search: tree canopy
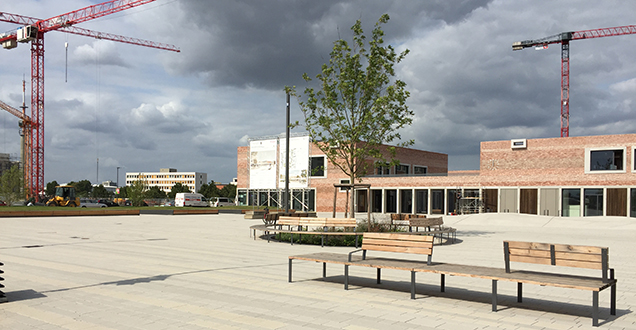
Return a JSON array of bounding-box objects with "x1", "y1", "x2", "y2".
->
[
  {"x1": 198, "y1": 181, "x2": 221, "y2": 199},
  {"x1": 144, "y1": 186, "x2": 167, "y2": 199},
  {"x1": 168, "y1": 183, "x2": 191, "y2": 199},
  {"x1": 0, "y1": 164, "x2": 23, "y2": 205},
  {"x1": 289, "y1": 14, "x2": 413, "y2": 216}
]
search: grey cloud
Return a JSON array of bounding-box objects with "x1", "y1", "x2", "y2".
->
[{"x1": 169, "y1": 0, "x2": 492, "y2": 89}]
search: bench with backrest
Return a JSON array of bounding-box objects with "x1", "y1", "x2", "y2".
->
[
  {"x1": 408, "y1": 217, "x2": 457, "y2": 244},
  {"x1": 289, "y1": 232, "x2": 434, "y2": 299},
  {"x1": 252, "y1": 216, "x2": 360, "y2": 246},
  {"x1": 289, "y1": 238, "x2": 617, "y2": 327},
  {"x1": 501, "y1": 240, "x2": 616, "y2": 326}
]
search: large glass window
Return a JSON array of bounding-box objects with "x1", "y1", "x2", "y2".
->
[
  {"x1": 631, "y1": 188, "x2": 636, "y2": 218},
  {"x1": 310, "y1": 156, "x2": 325, "y2": 177},
  {"x1": 590, "y1": 149, "x2": 623, "y2": 171},
  {"x1": 385, "y1": 189, "x2": 397, "y2": 213},
  {"x1": 562, "y1": 189, "x2": 580, "y2": 217},
  {"x1": 400, "y1": 189, "x2": 412, "y2": 214},
  {"x1": 371, "y1": 190, "x2": 382, "y2": 212},
  {"x1": 431, "y1": 189, "x2": 444, "y2": 214},
  {"x1": 584, "y1": 188, "x2": 604, "y2": 216},
  {"x1": 415, "y1": 189, "x2": 428, "y2": 214}
]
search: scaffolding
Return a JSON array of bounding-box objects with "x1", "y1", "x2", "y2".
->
[{"x1": 457, "y1": 188, "x2": 484, "y2": 214}]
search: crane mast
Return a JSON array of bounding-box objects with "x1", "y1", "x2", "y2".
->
[{"x1": 513, "y1": 25, "x2": 636, "y2": 137}]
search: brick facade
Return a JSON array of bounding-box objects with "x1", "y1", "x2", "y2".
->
[{"x1": 237, "y1": 134, "x2": 636, "y2": 217}]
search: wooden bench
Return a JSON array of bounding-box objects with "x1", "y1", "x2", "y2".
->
[
  {"x1": 501, "y1": 240, "x2": 616, "y2": 326},
  {"x1": 289, "y1": 238, "x2": 617, "y2": 326},
  {"x1": 251, "y1": 216, "x2": 361, "y2": 247},
  {"x1": 408, "y1": 217, "x2": 457, "y2": 244},
  {"x1": 289, "y1": 233, "x2": 434, "y2": 298}
]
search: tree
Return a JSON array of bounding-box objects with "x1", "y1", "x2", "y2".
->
[
  {"x1": 92, "y1": 184, "x2": 112, "y2": 198},
  {"x1": 198, "y1": 180, "x2": 221, "y2": 199},
  {"x1": 168, "y1": 183, "x2": 191, "y2": 199},
  {"x1": 45, "y1": 180, "x2": 58, "y2": 196},
  {"x1": 0, "y1": 164, "x2": 23, "y2": 205},
  {"x1": 128, "y1": 179, "x2": 147, "y2": 207},
  {"x1": 144, "y1": 186, "x2": 167, "y2": 199},
  {"x1": 220, "y1": 184, "x2": 236, "y2": 199},
  {"x1": 68, "y1": 179, "x2": 93, "y2": 197},
  {"x1": 117, "y1": 185, "x2": 129, "y2": 199},
  {"x1": 289, "y1": 14, "x2": 413, "y2": 218}
]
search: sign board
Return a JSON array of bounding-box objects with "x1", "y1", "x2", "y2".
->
[
  {"x1": 249, "y1": 139, "x2": 277, "y2": 189},
  {"x1": 279, "y1": 136, "x2": 309, "y2": 188}
]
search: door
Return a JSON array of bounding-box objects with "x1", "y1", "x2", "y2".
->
[
  {"x1": 539, "y1": 188, "x2": 558, "y2": 216},
  {"x1": 500, "y1": 189, "x2": 517, "y2": 213}
]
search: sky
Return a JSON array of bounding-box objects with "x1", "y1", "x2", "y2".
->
[{"x1": 1, "y1": 0, "x2": 636, "y2": 186}]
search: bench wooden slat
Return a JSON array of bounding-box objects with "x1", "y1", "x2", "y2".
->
[
  {"x1": 364, "y1": 232, "x2": 434, "y2": 241},
  {"x1": 363, "y1": 238, "x2": 433, "y2": 249},
  {"x1": 509, "y1": 248, "x2": 603, "y2": 263},
  {"x1": 363, "y1": 245, "x2": 433, "y2": 255},
  {"x1": 507, "y1": 241, "x2": 604, "y2": 254}
]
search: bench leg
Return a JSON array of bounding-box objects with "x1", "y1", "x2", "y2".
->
[
  {"x1": 288, "y1": 259, "x2": 292, "y2": 282},
  {"x1": 441, "y1": 274, "x2": 445, "y2": 292},
  {"x1": 344, "y1": 265, "x2": 349, "y2": 290},
  {"x1": 411, "y1": 271, "x2": 416, "y2": 299},
  {"x1": 611, "y1": 283, "x2": 616, "y2": 316},
  {"x1": 593, "y1": 291, "x2": 599, "y2": 326},
  {"x1": 323, "y1": 262, "x2": 326, "y2": 278},
  {"x1": 377, "y1": 268, "x2": 381, "y2": 284},
  {"x1": 492, "y1": 280, "x2": 498, "y2": 312},
  {"x1": 610, "y1": 269, "x2": 616, "y2": 316},
  {"x1": 517, "y1": 282, "x2": 523, "y2": 303}
]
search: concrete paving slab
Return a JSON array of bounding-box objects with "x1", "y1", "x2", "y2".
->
[{"x1": 0, "y1": 213, "x2": 634, "y2": 329}]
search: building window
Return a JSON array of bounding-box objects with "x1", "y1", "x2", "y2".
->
[
  {"x1": 562, "y1": 188, "x2": 580, "y2": 217},
  {"x1": 395, "y1": 164, "x2": 409, "y2": 175},
  {"x1": 584, "y1": 188, "x2": 604, "y2": 216},
  {"x1": 339, "y1": 179, "x2": 350, "y2": 192},
  {"x1": 310, "y1": 156, "x2": 326, "y2": 177},
  {"x1": 413, "y1": 166, "x2": 427, "y2": 175},
  {"x1": 586, "y1": 148, "x2": 625, "y2": 173},
  {"x1": 375, "y1": 163, "x2": 390, "y2": 176}
]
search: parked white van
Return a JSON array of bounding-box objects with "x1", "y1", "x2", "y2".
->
[
  {"x1": 175, "y1": 193, "x2": 209, "y2": 207},
  {"x1": 212, "y1": 197, "x2": 234, "y2": 207}
]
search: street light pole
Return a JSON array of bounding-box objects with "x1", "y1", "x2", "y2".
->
[{"x1": 116, "y1": 166, "x2": 121, "y2": 187}]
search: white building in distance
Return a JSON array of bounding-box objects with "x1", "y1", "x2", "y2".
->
[{"x1": 126, "y1": 168, "x2": 207, "y2": 194}]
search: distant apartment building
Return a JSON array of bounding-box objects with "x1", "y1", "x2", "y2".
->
[{"x1": 126, "y1": 168, "x2": 207, "y2": 194}]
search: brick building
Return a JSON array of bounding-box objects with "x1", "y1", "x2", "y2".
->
[{"x1": 236, "y1": 133, "x2": 636, "y2": 217}]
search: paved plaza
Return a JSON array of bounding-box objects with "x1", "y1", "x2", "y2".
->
[{"x1": 0, "y1": 212, "x2": 635, "y2": 329}]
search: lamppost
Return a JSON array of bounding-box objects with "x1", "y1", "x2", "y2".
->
[{"x1": 116, "y1": 166, "x2": 121, "y2": 187}]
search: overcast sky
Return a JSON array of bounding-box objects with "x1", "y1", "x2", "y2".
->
[{"x1": 1, "y1": 0, "x2": 636, "y2": 186}]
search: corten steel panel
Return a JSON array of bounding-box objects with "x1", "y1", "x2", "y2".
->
[
  {"x1": 607, "y1": 188, "x2": 627, "y2": 217},
  {"x1": 520, "y1": 189, "x2": 538, "y2": 215},
  {"x1": 484, "y1": 189, "x2": 498, "y2": 213}
]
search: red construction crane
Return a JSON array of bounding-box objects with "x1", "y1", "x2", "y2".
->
[
  {"x1": 512, "y1": 25, "x2": 636, "y2": 137},
  {"x1": 0, "y1": 0, "x2": 179, "y2": 200}
]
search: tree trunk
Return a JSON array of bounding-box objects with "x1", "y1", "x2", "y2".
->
[{"x1": 349, "y1": 174, "x2": 355, "y2": 218}]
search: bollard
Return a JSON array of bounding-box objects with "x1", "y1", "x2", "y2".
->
[{"x1": 0, "y1": 261, "x2": 5, "y2": 303}]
